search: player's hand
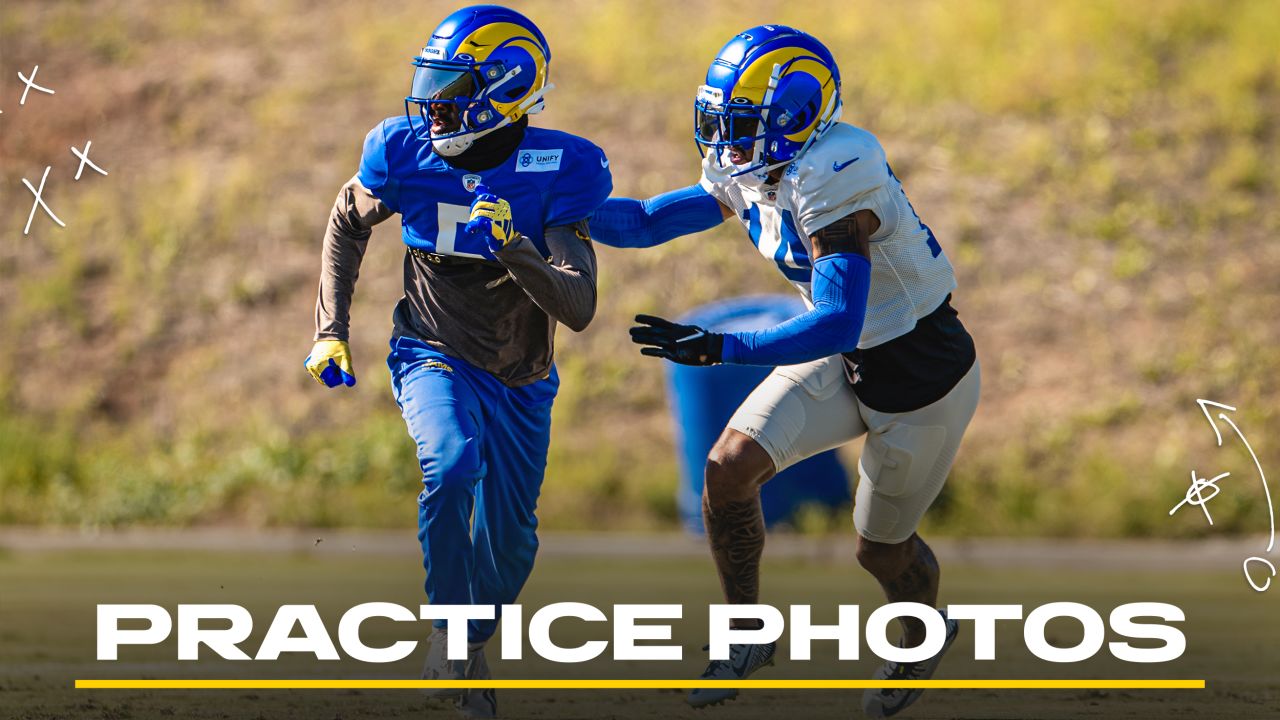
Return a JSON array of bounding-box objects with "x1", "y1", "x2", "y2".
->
[
  {"x1": 305, "y1": 340, "x2": 357, "y2": 388},
  {"x1": 629, "y1": 314, "x2": 723, "y2": 366},
  {"x1": 464, "y1": 184, "x2": 515, "y2": 253}
]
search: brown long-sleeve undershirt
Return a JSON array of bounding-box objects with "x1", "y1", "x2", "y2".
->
[{"x1": 312, "y1": 176, "x2": 598, "y2": 386}]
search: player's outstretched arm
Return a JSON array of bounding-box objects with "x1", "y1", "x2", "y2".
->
[
  {"x1": 589, "y1": 185, "x2": 730, "y2": 249},
  {"x1": 630, "y1": 210, "x2": 878, "y2": 367},
  {"x1": 306, "y1": 176, "x2": 394, "y2": 388}
]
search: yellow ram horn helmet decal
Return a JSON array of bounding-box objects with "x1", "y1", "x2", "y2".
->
[
  {"x1": 733, "y1": 47, "x2": 837, "y2": 142},
  {"x1": 695, "y1": 25, "x2": 843, "y2": 175},
  {"x1": 456, "y1": 21, "x2": 551, "y2": 123}
]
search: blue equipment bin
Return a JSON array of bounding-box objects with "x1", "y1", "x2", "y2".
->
[{"x1": 664, "y1": 295, "x2": 852, "y2": 533}]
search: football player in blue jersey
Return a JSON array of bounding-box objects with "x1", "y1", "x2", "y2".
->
[
  {"x1": 305, "y1": 5, "x2": 610, "y2": 716},
  {"x1": 592, "y1": 26, "x2": 979, "y2": 718}
]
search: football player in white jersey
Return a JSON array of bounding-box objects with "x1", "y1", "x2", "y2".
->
[{"x1": 590, "y1": 25, "x2": 979, "y2": 718}]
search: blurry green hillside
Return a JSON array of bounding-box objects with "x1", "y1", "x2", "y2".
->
[{"x1": 1, "y1": 0, "x2": 1277, "y2": 536}]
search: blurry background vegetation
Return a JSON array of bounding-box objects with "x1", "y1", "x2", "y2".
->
[{"x1": 0, "y1": 0, "x2": 1277, "y2": 537}]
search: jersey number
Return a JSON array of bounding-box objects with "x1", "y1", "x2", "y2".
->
[
  {"x1": 432, "y1": 202, "x2": 484, "y2": 258},
  {"x1": 886, "y1": 164, "x2": 942, "y2": 258},
  {"x1": 747, "y1": 204, "x2": 812, "y2": 283}
]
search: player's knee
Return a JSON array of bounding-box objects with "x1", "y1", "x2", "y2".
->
[
  {"x1": 422, "y1": 442, "x2": 482, "y2": 495},
  {"x1": 704, "y1": 431, "x2": 774, "y2": 500},
  {"x1": 855, "y1": 535, "x2": 912, "y2": 578}
]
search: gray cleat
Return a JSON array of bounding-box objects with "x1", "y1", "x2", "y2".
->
[
  {"x1": 455, "y1": 643, "x2": 496, "y2": 718},
  {"x1": 421, "y1": 628, "x2": 465, "y2": 700},
  {"x1": 687, "y1": 641, "x2": 776, "y2": 708}
]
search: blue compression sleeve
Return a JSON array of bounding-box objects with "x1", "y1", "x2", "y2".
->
[
  {"x1": 721, "y1": 253, "x2": 872, "y2": 366},
  {"x1": 589, "y1": 185, "x2": 724, "y2": 248}
]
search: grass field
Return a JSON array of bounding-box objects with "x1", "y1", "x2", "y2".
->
[
  {"x1": 1, "y1": 0, "x2": 1278, "y2": 535},
  {"x1": 2, "y1": 543, "x2": 1276, "y2": 719}
]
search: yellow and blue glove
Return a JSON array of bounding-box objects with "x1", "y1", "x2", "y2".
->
[
  {"x1": 464, "y1": 184, "x2": 515, "y2": 254},
  {"x1": 304, "y1": 339, "x2": 356, "y2": 388}
]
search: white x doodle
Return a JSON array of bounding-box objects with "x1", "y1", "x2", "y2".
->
[
  {"x1": 71, "y1": 141, "x2": 108, "y2": 180},
  {"x1": 18, "y1": 65, "x2": 55, "y2": 105},
  {"x1": 22, "y1": 166, "x2": 67, "y2": 236}
]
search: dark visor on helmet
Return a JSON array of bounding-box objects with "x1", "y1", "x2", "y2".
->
[{"x1": 409, "y1": 64, "x2": 477, "y2": 104}]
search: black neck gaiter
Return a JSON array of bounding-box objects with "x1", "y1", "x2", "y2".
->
[{"x1": 438, "y1": 116, "x2": 530, "y2": 172}]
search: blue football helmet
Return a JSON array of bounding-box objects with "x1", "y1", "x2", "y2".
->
[
  {"x1": 405, "y1": 5, "x2": 552, "y2": 155},
  {"x1": 694, "y1": 25, "x2": 842, "y2": 177}
]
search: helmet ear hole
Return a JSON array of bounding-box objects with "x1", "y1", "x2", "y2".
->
[
  {"x1": 780, "y1": 101, "x2": 815, "y2": 131},
  {"x1": 501, "y1": 85, "x2": 530, "y2": 102}
]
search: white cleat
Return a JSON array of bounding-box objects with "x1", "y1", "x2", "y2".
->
[
  {"x1": 421, "y1": 628, "x2": 465, "y2": 700},
  {"x1": 455, "y1": 643, "x2": 496, "y2": 718},
  {"x1": 862, "y1": 610, "x2": 960, "y2": 718},
  {"x1": 687, "y1": 642, "x2": 776, "y2": 708}
]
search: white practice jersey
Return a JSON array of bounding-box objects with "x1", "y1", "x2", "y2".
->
[{"x1": 699, "y1": 123, "x2": 957, "y2": 349}]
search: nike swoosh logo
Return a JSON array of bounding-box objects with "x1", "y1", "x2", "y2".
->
[
  {"x1": 600, "y1": 156, "x2": 610, "y2": 168},
  {"x1": 832, "y1": 157, "x2": 860, "y2": 172}
]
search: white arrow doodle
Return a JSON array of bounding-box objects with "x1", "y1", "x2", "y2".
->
[
  {"x1": 1196, "y1": 399, "x2": 1234, "y2": 447},
  {"x1": 1195, "y1": 399, "x2": 1275, "y2": 592}
]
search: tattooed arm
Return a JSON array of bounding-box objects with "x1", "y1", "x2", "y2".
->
[
  {"x1": 716, "y1": 209, "x2": 877, "y2": 366},
  {"x1": 810, "y1": 208, "x2": 877, "y2": 259}
]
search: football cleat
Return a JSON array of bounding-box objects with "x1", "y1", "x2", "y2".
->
[
  {"x1": 861, "y1": 610, "x2": 959, "y2": 718},
  {"x1": 687, "y1": 641, "x2": 776, "y2": 708},
  {"x1": 455, "y1": 643, "x2": 496, "y2": 718},
  {"x1": 421, "y1": 628, "x2": 465, "y2": 699}
]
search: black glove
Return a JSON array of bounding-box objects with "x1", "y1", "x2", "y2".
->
[{"x1": 629, "y1": 314, "x2": 724, "y2": 366}]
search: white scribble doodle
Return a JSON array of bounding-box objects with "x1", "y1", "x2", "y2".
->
[
  {"x1": 1184, "y1": 399, "x2": 1276, "y2": 592},
  {"x1": 18, "y1": 65, "x2": 55, "y2": 105},
  {"x1": 71, "y1": 141, "x2": 108, "y2": 180},
  {"x1": 1243, "y1": 556, "x2": 1276, "y2": 593},
  {"x1": 11, "y1": 64, "x2": 109, "y2": 236},
  {"x1": 22, "y1": 166, "x2": 66, "y2": 235},
  {"x1": 1169, "y1": 470, "x2": 1229, "y2": 525}
]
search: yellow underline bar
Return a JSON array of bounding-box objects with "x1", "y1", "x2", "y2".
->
[{"x1": 76, "y1": 679, "x2": 1206, "y2": 690}]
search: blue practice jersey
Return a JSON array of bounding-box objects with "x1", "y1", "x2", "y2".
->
[{"x1": 357, "y1": 115, "x2": 613, "y2": 259}]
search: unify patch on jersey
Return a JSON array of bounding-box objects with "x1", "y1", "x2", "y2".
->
[
  {"x1": 462, "y1": 174, "x2": 482, "y2": 192},
  {"x1": 515, "y1": 149, "x2": 563, "y2": 172}
]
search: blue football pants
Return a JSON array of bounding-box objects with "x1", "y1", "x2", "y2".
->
[{"x1": 388, "y1": 335, "x2": 558, "y2": 644}]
